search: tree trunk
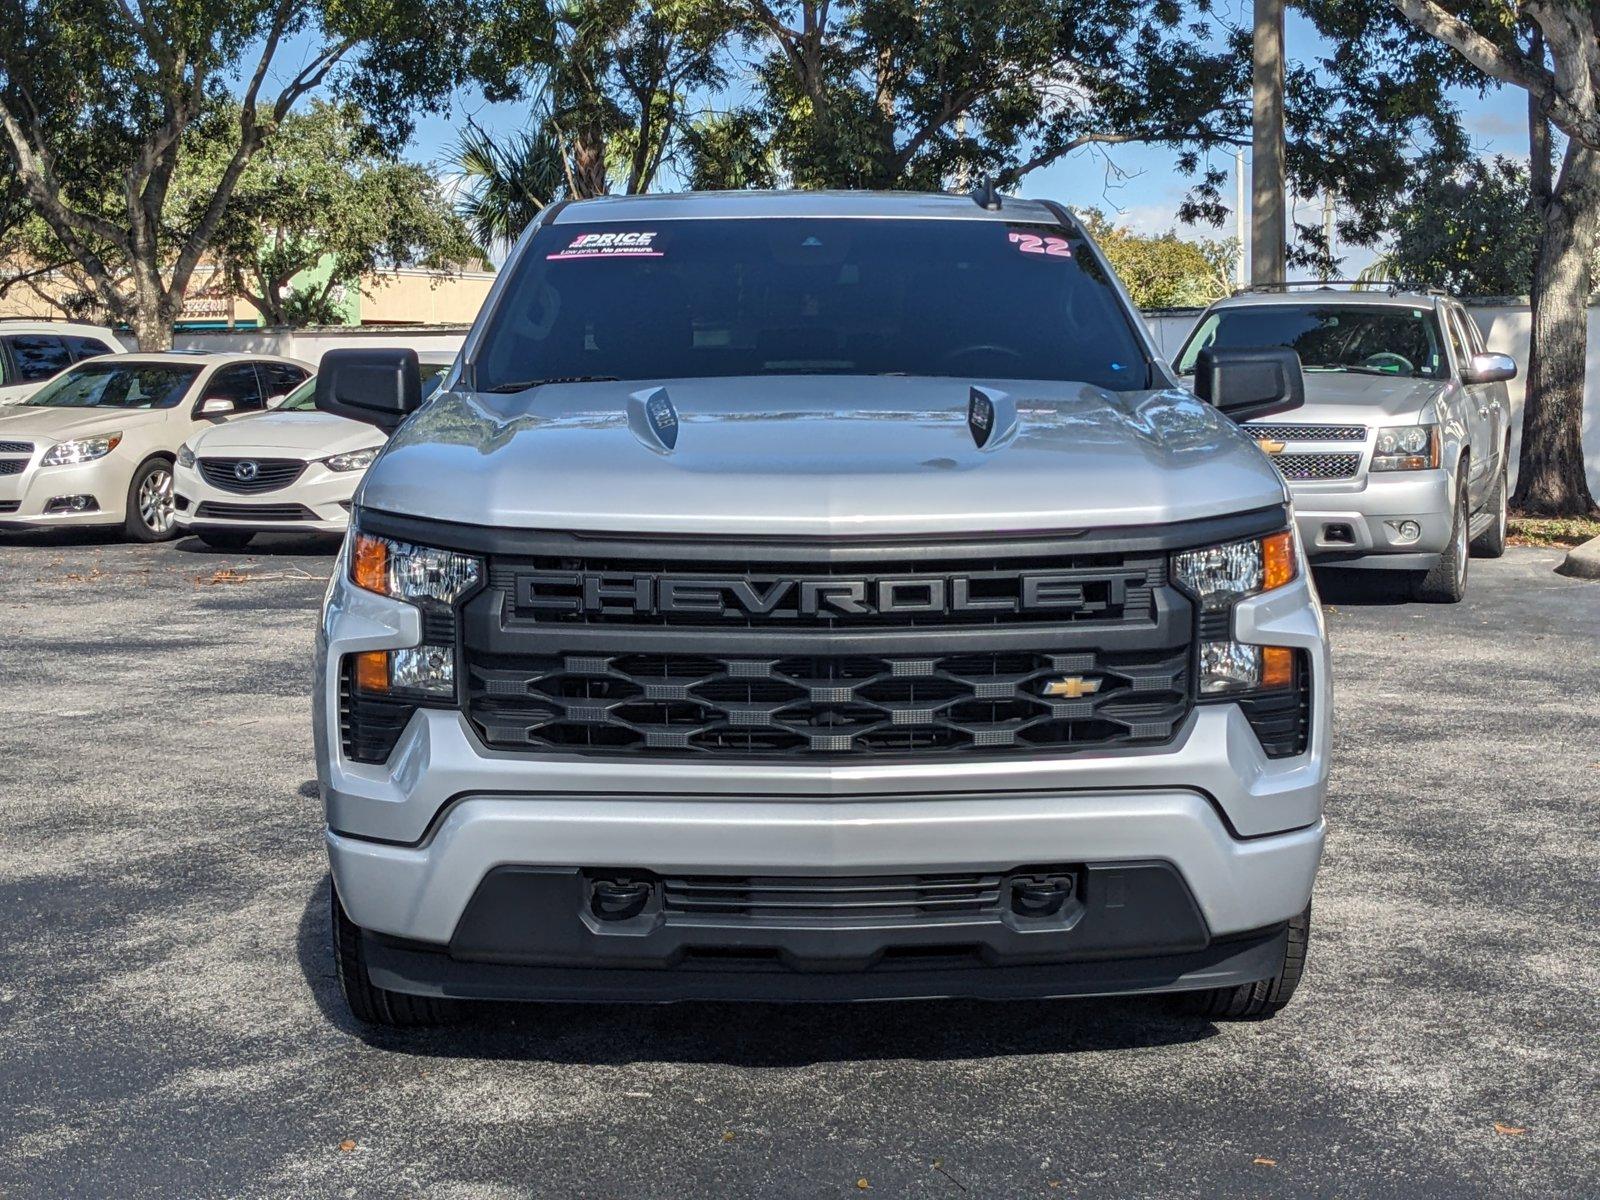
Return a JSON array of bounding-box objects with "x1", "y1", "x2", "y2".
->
[{"x1": 1513, "y1": 142, "x2": 1600, "y2": 516}]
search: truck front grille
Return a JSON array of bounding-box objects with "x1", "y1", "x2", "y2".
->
[
  {"x1": 1272, "y1": 452, "x2": 1362, "y2": 481},
  {"x1": 657, "y1": 870, "x2": 1011, "y2": 920},
  {"x1": 467, "y1": 647, "x2": 1190, "y2": 756},
  {"x1": 1246, "y1": 423, "x2": 1366, "y2": 443}
]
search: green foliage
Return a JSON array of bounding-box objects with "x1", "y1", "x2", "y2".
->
[
  {"x1": 198, "y1": 101, "x2": 479, "y2": 326},
  {"x1": 451, "y1": 123, "x2": 569, "y2": 251},
  {"x1": 1074, "y1": 209, "x2": 1235, "y2": 309},
  {"x1": 1384, "y1": 157, "x2": 1541, "y2": 297},
  {"x1": 680, "y1": 111, "x2": 777, "y2": 191}
]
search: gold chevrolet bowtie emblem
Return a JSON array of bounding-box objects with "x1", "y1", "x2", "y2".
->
[
  {"x1": 1259, "y1": 439, "x2": 1287, "y2": 455},
  {"x1": 1043, "y1": 676, "x2": 1101, "y2": 699}
]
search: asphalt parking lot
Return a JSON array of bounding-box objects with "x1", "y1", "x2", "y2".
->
[{"x1": 1, "y1": 530, "x2": 1595, "y2": 1199}]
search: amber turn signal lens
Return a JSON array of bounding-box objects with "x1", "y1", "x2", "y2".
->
[
  {"x1": 1263, "y1": 530, "x2": 1297, "y2": 591},
  {"x1": 1262, "y1": 646, "x2": 1295, "y2": 689},
  {"x1": 352, "y1": 533, "x2": 388, "y2": 595},
  {"x1": 352, "y1": 650, "x2": 389, "y2": 694}
]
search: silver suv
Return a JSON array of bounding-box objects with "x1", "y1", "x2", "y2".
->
[
  {"x1": 312, "y1": 191, "x2": 1329, "y2": 1024},
  {"x1": 1175, "y1": 288, "x2": 1516, "y2": 602}
]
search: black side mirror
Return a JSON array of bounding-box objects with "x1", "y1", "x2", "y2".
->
[
  {"x1": 1193, "y1": 346, "x2": 1306, "y2": 422},
  {"x1": 314, "y1": 348, "x2": 423, "y2": 432}
]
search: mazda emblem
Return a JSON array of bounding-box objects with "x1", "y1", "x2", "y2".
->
[{"x1": 234, "y1": 460, "x2": 260, "y2": 482}]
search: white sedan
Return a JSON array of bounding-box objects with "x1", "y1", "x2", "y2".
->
[
  {"x1": 173, "y1": 353, "x2": 453, "y2": 547},
  {"x1": 0, "y1": 352, "x2": 311, "y2": 540}
]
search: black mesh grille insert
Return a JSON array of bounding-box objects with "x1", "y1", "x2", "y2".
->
[
  {"x1": 198, "y1": 457, "x2": 307, "y2": 494},
  {"x1": 0, "y1": 459, "x2": 25, "y2": 476},
  {"x1": 660, "y1": 871, "x2": 1008, "y2": 920},
  {"x1": 468, "y1": 647, "x2": 1190, "y2": 757},
  {"x1": 195, "y1": 501, "x2": 317, "y2": 522},
  {"x1": 0, "y1": 440, "x2": 33, "y2": 454}
]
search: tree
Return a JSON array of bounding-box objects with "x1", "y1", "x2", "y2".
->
[
  {"x1": 451, "y1": 122, "x2": 570, "y2": 252},
  {"x1": 1342, "y1": 0, "x2": 1599, "y2": 515},
  {"x1": 0, "y1": 0, "x2": 465, "y2": 349},
  {"x1": 1074, "y1": 209, "x2": 1236, "y2": 309},
  {"x1": 680, "y1": 110, "x2": 778, "y2": 191},
  {"x1": 721, "y1": 0, "x2": 1253, "y2": 190},
  {"x1": 197, "y1": 101, "x2": 478, "y2": 326},
  {"x1": 1384, "y1": 157, "x2": 1542, "y2": 297},
  {"x1": 469, "y1": 0, "x2": 731, "y2": 199}
]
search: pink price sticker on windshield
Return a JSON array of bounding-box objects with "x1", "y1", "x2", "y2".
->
[
  {"x1": 547, "y1": 231, "x2": 663, "y2": 260},
  {"x1": 1008, "y1": 231, "x2": 1072, "y2": 258}
]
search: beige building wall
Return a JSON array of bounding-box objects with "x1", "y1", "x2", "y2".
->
[{"x1": 358, "y1": 269, "x2": 497, "y2": 325}]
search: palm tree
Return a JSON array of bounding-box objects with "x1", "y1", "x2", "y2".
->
[{"x1": 451, "y1": 123, "x2": 569, "y2": 255}]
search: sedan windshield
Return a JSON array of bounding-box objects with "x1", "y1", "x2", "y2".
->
[
  {"x1": 472, "y1": 217, "x2": 1151, "y2": 392},
  {"x1": 1176, "y1": 304, "x2": 1447, "y2": 380},
  {"x1": 24, "y1": 362, "x2": 201, "y2": 409}
]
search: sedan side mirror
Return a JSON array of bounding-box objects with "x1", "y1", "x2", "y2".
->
[
  {"x1": 199, "y1": 397, "x2": 236, "y2": 416},
  {"x1": 314, "y1": 348, "x2": 422, "y2": 432},
  {"x1": 1193, "y1": 346, "x2": 1305, "y2": 422},
  {"x1": 1462, "y1": 352, "x2": 1517, "y2": 385}
]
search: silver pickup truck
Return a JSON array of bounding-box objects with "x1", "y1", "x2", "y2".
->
[
  {"x1": 311, "y1": 190, "x2": 1329, "y2": 1025},
  {"x1": 1175, "y1": 288, "x2": 1516, "y2": 602}
]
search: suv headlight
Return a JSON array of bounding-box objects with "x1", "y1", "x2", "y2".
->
[
  {"x1": 1174, "y1": 530, "x2": 1299, "y2": 695},
  {"x1": 347, "y1": 531, "x2": 481, "y2": 697},
  {"x1": 323, "y1": 447, "x2": 379, "y2": 473},
  {"x1": 41, "y1": 433, "x2": 122, "y2": 467},
  {"x1": 1372, "y1": 424, "x2": 1440, "y2": 472},
  {"x1": 177, "y1": 443, "x2": 196, "y2": 468}
]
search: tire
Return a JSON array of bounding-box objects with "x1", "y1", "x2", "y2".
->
[
  {"x1": 196, "y1": 529, "x2": 254, "y2": 550},
  {"x1": 123, "y1": 456, "x2": 178, "y2": 542},
  {"x1": 1411, "y1": 471, "x2": 1470, "y2": 603},
  {"x1": 1470, "y1": 461, "x2": 1508, "y2": 559},
  {"x1": 1180, "y1": 904, "x2": 1310, "y2": 1020},
  {"x1": 331, "y1": 882, "x2": 457, "y2": 1028}
]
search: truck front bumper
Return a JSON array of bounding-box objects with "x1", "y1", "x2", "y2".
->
[{"x1": 1289, "y1": 469, "x2": 1454, "y2": 568}]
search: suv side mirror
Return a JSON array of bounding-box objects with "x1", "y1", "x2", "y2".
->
[
  {"x1": 1462, "y1": 352, "x2": 1517, "y2": 385},
  {"x1": 1193, "y1": 346, "x2": 1305, "y2": 422},
  {"x1": 314, "y1": 348, "x2": 422, "y2": 432},
  {"x1": 198, "y1": 397, "x2": 236, "y2": 416}
]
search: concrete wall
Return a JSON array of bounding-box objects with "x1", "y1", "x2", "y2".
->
[
  {"x1": 1145, "y1": 304, "x2": 1600, "y2": 495},
  {"x1": 171, "y1": 324, "x2": 471, "y2": 366}
]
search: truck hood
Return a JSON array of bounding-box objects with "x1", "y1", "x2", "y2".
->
[
  {"x1": 0, "y1": 405, "x2": 168, "y2": 443},
  {"x1": 191, "y1": 411, "x2": 383, "y2": 459},
  {"x1": 362, "y1": 376, "x2": 1289, "y2": 537},
  {"x1": 1288, "y1": 371, "x2": 1449, "y2": 425}
]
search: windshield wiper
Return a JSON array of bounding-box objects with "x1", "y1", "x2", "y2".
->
[{"x1": 481, "y1": 375, "x2": 621, "y2": 393}]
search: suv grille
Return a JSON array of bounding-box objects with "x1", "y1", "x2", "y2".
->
[
  {"x1": 1272, "y1": 452, "x2": 1362, "y2": 481},
  {"x1": 1246, "y1": 423, "x2": 1366, "y2": 443},
  {"x1": 468, "y1": 647, "x2": 1190, "y2": 756},
  {"x1": 198, "y1": 457, "x2": 307, "y2": 494}
]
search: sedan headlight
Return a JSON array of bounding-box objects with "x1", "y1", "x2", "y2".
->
[
  {"x1": 40, "y1": 433, "x2": 122, "y2": 467},
  {"x1": 323, "y1": 447, "x2": 379, "y2": 473},
  {"x1": 1174, "y1": 529, "x2": 1299, "y2": 696},
  {"x1": 177, "y1": 443, "x2": 196, "y2": 468},
  {"x1": 1372, "y1": 424, "x2": 1440, "y2": 472}
]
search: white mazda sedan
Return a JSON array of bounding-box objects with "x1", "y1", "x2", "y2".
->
[
  {"x1": 0, "y1": 352, "x2": 311, "y2": 540},
  {"x1": 173, "y1": 351, "x2": 453, "y2": 548}
]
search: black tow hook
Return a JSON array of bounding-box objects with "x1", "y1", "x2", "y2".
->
[
  {"x1": 1010, "y1": 874, "x2": 1075, "y2": 919},
  {"x1": 591, "y1": 878, "x2": 653, "y2": 921}
]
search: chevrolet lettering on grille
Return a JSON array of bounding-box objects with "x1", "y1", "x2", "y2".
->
[{"x1": 516, "y1": 571, "x2": 1129, "y2": 620}]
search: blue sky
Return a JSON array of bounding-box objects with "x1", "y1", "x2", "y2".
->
[{"x1": 357, "y1": 9, "x2": 1533, "y2": 278}]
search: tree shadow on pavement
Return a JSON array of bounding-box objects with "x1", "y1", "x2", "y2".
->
[
  {"x1": 1309, "y1": 565, "x2": 1417, "y2": 607},
  {"x1": 297, "y1": 877, "x2": 1222, "y2": 1065}
]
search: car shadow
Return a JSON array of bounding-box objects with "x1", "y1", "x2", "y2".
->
[
  {"x1": 0, "y1": 526, "x2": 130, "y2": 549},
  {"x1": 296, "y1": 877, "x2": 1223, "y2": 1063},
  {"x1": 173, "y1": 532, "x2": 342, "y2": 557}
]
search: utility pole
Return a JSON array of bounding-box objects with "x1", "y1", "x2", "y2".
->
[
  {"x1": 1251, "y1": 0, "x2": 1287, "y2": 286},
  {"x1": 1234, "y1": 147, "x2": 1248, "y2": 289},
  {"x1": 1320, "y1": 192, "x2": 1335, "y2": 281}
]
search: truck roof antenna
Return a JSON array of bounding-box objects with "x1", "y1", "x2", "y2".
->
[{"x1": 971, "y1": 175, "x2": 1003, "y2": 212}]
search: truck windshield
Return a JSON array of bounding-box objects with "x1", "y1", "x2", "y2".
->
[
  {"x1": 471, "y1": 218, "x2": 1150, "y2": 392},
  {"x1": 1176, "y1": 304, "x2": 1447, "y2": 380}
]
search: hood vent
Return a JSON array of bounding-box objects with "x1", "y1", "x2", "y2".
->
[
  {"x1": 968, "y1": 386, "x2": 1016, "y2": 450},
  {"x1": 627, "y1": 387, "x2": 679, "y2": 453}
]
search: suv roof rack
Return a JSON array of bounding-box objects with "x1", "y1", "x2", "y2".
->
[{"x1": 1234, "y1": 280, "x2": 1448, "y2": 298}]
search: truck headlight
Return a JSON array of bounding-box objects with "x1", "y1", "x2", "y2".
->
[
  {"x1": 1174, "y1": 530, "x2": 1299, "y2": 696},
  {"x1": 347, "y1": 531, "x2": 481, "y2": 702},
  {"x1": 1372, "y1": 424, "x2": 1440, "y2": 471},
  {"x1": 323, "y1": 447, "x2": 379, "y2": 473},
  {"x1": 41, "y1": 433, "x2": 122, "y2": 467},
  {"x1": 351, "y1": 532, "x2": 481, "y2": 605},
  {"x1": 177, "y1": 443, "x2": 196, "y2": 468}
]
